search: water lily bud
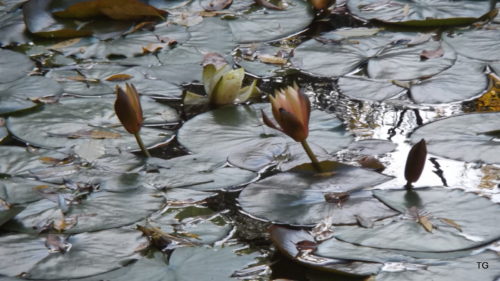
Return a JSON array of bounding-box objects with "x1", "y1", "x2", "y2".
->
[
  {"x1": 263, "y1": 83, "x2": 311, "y2": 142},
  {"x1": 114, "y1": 83, "x2": 143, "y2": 134},
  {"x1": 404, "y1": 139, "x2": 427, "y2": 185},
  {"x1": 309, "y1": 0, "x2": 331, "y2": 9}
]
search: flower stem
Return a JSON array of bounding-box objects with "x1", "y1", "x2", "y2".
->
[
  {"x1": 134, "y1": 132, "x2": 151, "y2": 158},
  {"x1": 301, "y1": 139, "x2": 321, "y2": 172}
]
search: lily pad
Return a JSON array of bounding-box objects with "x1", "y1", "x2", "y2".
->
[
  {"x1": 227, "y1": 139, "x2": 330, "y2": 172},
  {"x1": 333, "y1": 187, "x2": 500, "y2": 252},
  {"x1": 0, "y1": 120, "x2": 7, "y2": 143},
  {"x1": 337, "y1": 76, "x2": 405, "y2": 102},
  {"x1": 0, "y1": 49, "x2": 33, "y2": 84},
  {"x1": 0, "y1": 146, "x2": 69, "y2": 177},
  {"x1": 269, "y1": 225, "x2": 384, "y2": 276},
  {"x1": 145, "y1": 154, "x2": 257, "y2": 191},
  {"x1": 0, "y1": 76, "x2": 63, "y2": 115},
  {"x1": 0, "y1": 204, "x2": 24, "y2": 227},
  {"x1": 6, "y1": 97, "x2": 177, "y2": 151},
  {"x1": 292, "y1": 29, "x2": 456, "y2": 80},
  {"x1": 5, "y1": 186, "x2": 163, "y2": 233},
  {"x1": 79, "y1": 246, "x2": 258, "y2": 281},
  {"x1": 177, "y1": 104, "x2": 353, "y2": 158},
  {"x1": 443, "y1": 29, "x2": 500, "y2": 62},
  {"x1": 347, "y1": 139, "x2": 397, "y2": 156},
  {"x1": 410, "y1": 57, "x2": 488, "y2": 104},
  {"x1": 238, "y1": 165, "x2": 396, "y2": 226},
  {"x1": 409, "y1": 112, "x2": 500, "y2": 164},
  {"x1": 0, "y1": 9, "x2": 30, "y2": 46},
  {"x1": 0, "y1": 228, "x2": 145, "y2": 279},
  {"x1": 49, "y1": 64, "x2": 183, "y2": 98},
  {"x1": 227, "y1": 0, "x2": 313, "y2": 43},
  {"x1": 347, "y1": 0, "x2": 492, "y2": 26},
  {"x1": 0, "y1": 177, "x2": 51, "y2": 204}
]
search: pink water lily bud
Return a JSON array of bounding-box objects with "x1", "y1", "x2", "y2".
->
[
  {"x1": 114, "y1": 83, "x2": 143, "y2": 134},
  {"x1": 262, "y1": 82, "x2": 311, "y2": 142}
]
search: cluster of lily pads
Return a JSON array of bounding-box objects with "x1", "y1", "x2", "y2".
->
[{"x1": 0, "y1": 0, "x2": 500, "y2": 280}]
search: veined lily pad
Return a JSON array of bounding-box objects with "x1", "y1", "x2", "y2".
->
[
  {"x1": 227, "y1": 139, "x2": 330, "y2": 172},
  {"x1": 145, "y1": 154, "x2": 257, "y2": 191},
  {"x1": 238, "y1": 165, "x2": 396, "y2": 226},
  {"x1": 0, "y1": 228, "x2": 145, "y2": 279},
  {"x1": 333, "y1": 187, "x2": 500, "y2": 252},
  {"x1": 78, "y1": 246, "x2": 259, "y2": 281},
  {"x1": 443, "y1": 29, "x2": 500, "y2": 62},
  {"x1": 5, "y1": 186, "x2": 163, "y2": 234},
  {"x1": 347, "y1": 0, "x2": 493, "y2": 26},
  {"x1": 0, "y1": 76, "x2": 63, "y2": 115},
  {"x1": 0, "y1": 177, "x2": 52, "y2": 204},
  {"x1": 0, "y1": 49, "x2": 34, "y2": 84},
  {"x1": 47, "y1": 64, "x2": 182, "y2": 98},
  {"x1": 269, "y1": 225, "x2": 384, "y2": 276},
  {"x1": 410, "y1": 57, "x2": 488, "y2": 104},
  {"x1": 291, "y1": 29, "x2": 456, "y2": 80},
  {"x1": 177, "y1": 104, "x2": 353, "y2": 158},
  {"x1": 338, "y1": 76, "x2": 405, "y2": 102},
  {"x1": 7, "y1": 97, "x2": 177, "y2": 151},
  {"x1": 409, "y1": 112, "x2": 500, "y2": 164},
  {"x1": 0, "y1": 146, "x2": 68, "y2": 177},
  {"x1": 227, "y1": 0, "x2": 313, "y2": 43}
]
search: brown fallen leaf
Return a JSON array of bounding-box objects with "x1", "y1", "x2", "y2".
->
[
  {"x1": 202, "y1": 52, "x2": 228, "y2": 68},
  {"x1": 49, "y1": 38, "x2": 82, "y2": 50},
  {"x1": 258, "y1": 54, "x2": 288, "y2": 65},
  {"x1": 420, "y1": 46, "x2": 444, "y2": 60},
  {"x1": 418, "y1": 215, "x2": 433, "y2": 233},
  {"x1": 439, "y1": 218, "x2": 462, "y2": 232},
  {"x1": 55, "y1": 129, "x2": 121, "y2": 139},
  {"x1": 65, "y1": 75, "x2": 100, "y2": 83},
  {"x1": 204, "y1": 0, "x2": 232, "y2": 11},
  {"x1": 358, "y1": 156, "x2": 385, "y2": 172},
  {"x1": 53, "y1": 0, "x2": 167, "y2": 21},
  {"x1": 309, "y1": 0, "x2": 332, "y2": 10},
  {"x1": 105, "y1": 74, "x2": 134, "y2": 81}
]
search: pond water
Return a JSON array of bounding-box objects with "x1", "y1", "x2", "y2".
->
[{"x1": 0, "y1": 0, "x2": 499, "y2": 281}]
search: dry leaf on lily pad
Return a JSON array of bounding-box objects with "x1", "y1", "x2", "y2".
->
[
  {"x1": 476, "y1": 73, "x2": 500, "y2": 112},
  {"x1": 53, "y1": 0, "x2": 167, "y2": 20}
]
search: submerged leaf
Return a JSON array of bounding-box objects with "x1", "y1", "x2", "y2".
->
[{"x1": 53, "y1": 0, "x2": 167, "y2": 20}]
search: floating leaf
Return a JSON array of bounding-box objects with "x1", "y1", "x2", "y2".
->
[
  {"x1": 409, "y1": 112, "x2": 500, "y2": 164},
  {"x1": 347, "y1": 0, "x2": 492, "y2": 27},
  {"x1": 404, "y1": 139, "x2": 427, "y2": 186},
  {"x1": 334, "y1": 187, "x2": 500, "y2": 252},
  {"x1": 337, "y1": 76, "x2": 406, "y2": 102},
  {"x1": 238, "y1": 165, "x2": 395, "y2": 226},
  {"x1": 7, "y1": 97, "x2": 177, "y2": 151},
  {"x1": 443, "y1": 29, "x2": 500, "y2": 62},
  {"x1": 0, "y1": 228, "x2": 145, "y2": 279},
  {"x1": 0, "y1": 49, "x2": 34, "y2": 84},
  {"x1": 178, "y1": 104, "x2": 353, "y2": 159}
]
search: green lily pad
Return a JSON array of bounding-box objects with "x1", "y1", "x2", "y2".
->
[
  {"x1": 0, "y1": 146, "x2": 69, "y2": 177},
  {"x1": 145, "y1": 154, "x2": 257, "y2": 191},
  {"x1": 0, "y1": 228, "x2": 145, "y2": 279},
  {"x1": 238, "y1": 165, "x2": 396, "y2": 226},
  {"x1": 5, "y1": 185, "x2": 163, "y2": 233},
  {"x1": 177, "y1": 104, "x2": 353, "y2": 158},
  {"x1": 338, "y1": 76, "x2": 405, "y2": 102},
  {"x1": 376, "y1": 251, "x2": 500, "y2": 281},
  {"x1": 0, "y1": 177, "x2": 51, "y2": 204},
  {"x1": 347, "y1": 139, "x2": 397, "y2": 156},
  {"x1": 443, "y1": 29, "x2": 500, "y2": 62},
  {"x1": 410, "y1": 57, "x2": 488, "y2": 104},
  {"x1": 269, "y1": 225, "x2": 384, "y2": 276},
  {"x1": 227, "y1": 0, "x2": 313, "y2": 43},
  {"x1": 347, "y1": 0, "x2": 492, "y2": 26},
  {"x1": 58, "y1": 23, "x2": 188, "y2": 59},
  {"x1": 333, "y1": 187, "x2": 500, "y2": 252},
  {"x1": 234, "y1": 43, "x2": 291, "y2": 77},
  {"x1": 78, "y1": 246, "x2": 258, "y2": 281},
  {"x1": 7, "y1": 97, "x2": 177, "y2": 151},
  {"x1": 47, "y1": 64, "x2": 182, "y2": 98},
  {"x1": 0, "y1": 76, "x2": 63, "y2": 115},
  {"x1": 0, "y1": 49, "x2": 34, "y2": 84},
  {"x1": 409, "y1": 112, "x2": 500, "y2": 164},
  {"x1": 292, "y1": 29, "x2": 456, "y2": 80},
  {"x1": 0, "y1": 10, "x2": 30, "y2": 46},
  {"x1": 227, "y1": 139, "x2": 330, "y2": 172}
]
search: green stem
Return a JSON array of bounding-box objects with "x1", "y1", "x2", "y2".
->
[
  {"x1": 134, "y1": 132, "x2": 151, "y2": 158},
  {"x1": 301, "y1": 139, "x2": 322, "y2": 172}
]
